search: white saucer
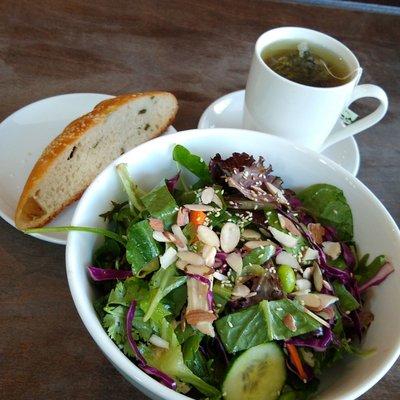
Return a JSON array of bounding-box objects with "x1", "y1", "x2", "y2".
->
[
  {"x1": 198, "y1": 90, "x2": 360, "y2": 176},
  {"x1": 0, "y1": 93, "x2": 176, "y2": 245}
]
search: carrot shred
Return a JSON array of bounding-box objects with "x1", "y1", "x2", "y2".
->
[
  {"x1": 286, "y1": 343, "x2": 308, "y2": 382},
  {"x1": 190, "y1": 211, "x2": 206, "y2": 226}
]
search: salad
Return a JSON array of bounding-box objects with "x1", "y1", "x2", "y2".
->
[{"x1": 48, "y1": 146, "x2": 395, "y2": 399}]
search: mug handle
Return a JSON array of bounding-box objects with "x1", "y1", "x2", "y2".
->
[{"x1": 320, "y1": 84, "x2": 388, "y2": 151}]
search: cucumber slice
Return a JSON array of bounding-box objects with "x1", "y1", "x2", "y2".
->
[{"x1": 222, "y1": 343, "x2": 286, "y2": 400}]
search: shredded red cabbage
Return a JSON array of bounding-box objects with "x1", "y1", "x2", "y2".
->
[
  {"x1": 286, "y1": 327, "x2": 336, "y2": 352},
  {"x1": 341, "y1": 243, "x2": 356, "y2": 269},
  {"x1": 359, "y1": 262, "x2": 394, "y2": 293},
  {"x1": 214, "y1": 333, "x2": 229, "y2": 366},
  {"x1": 288, "y1": 196, "x2": 302, "y2": 210},
  {"x1": 88, "y1": 266, "x2": 132, "y2": 281},
  {"x1": 324, "y1": 225, "x2": 338, "y2": 241},
  {"x1": 278, "y1": 209, "x2": 351, "y2": 284},
  {"x1": 215, "y1": 252, "x2": 228, "y2": 263},
  {"x1": 126, "y1": 300, "x2": 147, "y2": 364},
  {"x1": 165, "y1": 172, "x2": 180, "y2": 193},
  {"x1": 126, "y1": 301, "x2": 177, "y2": 390}
]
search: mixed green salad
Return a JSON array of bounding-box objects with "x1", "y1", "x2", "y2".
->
[{"x1": 33, "y1": 146, "x2": 395, "y2": 399}]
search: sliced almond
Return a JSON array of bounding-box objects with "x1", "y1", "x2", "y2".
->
[
  {"x1": 195, "y1": 321, "x2": 216, "y2": 337},
  {"x1": 296, "y1": 278, "x2": 312, "y2": 291},
  {"x1": 202, "y1": 245, "x2": 217, "y2": 267},
  {"x1": 322, "y1": 280, "x2": 333, "y2": 291},
  {"x1": 213, "y1": 271, "x2": 229, "y2": 281},
  {"x1": 303, "y1": 247, "x2": 319, "y2": 262},
  {"x1": 296, "y1": 293, "x2": 322, "y2": 310},
  {"x1": 283, "y1": 313, "x2": 297, "y2": 332},
  {"x1": 266, "y1": 182, "x2": 288, "y2": 205},
  {"x1": 296, "y1": 293, "x2": 338, "y2": 312},
  {"x1": 184, "y1": 204, "x2": 215, "y2": 212},
  {"x1": 276, "y1": 251, "x2": 301, "y2": 271},
  {"x1": 226, "y1": 252, "x2": 243, "y2": 275},
  {"x1": 317, "y1": 294, "x2": 339, "y2": 310},
  {"x1": 303, "y1": 266, "x2": 314, "y2": 280},
  {"x1": 149, "y1": 334, "x2": 169, "y2": 349},
  {"x1": 186, "y1": 310, "x2": 217, "y2": 325},
  {"x1": 159, "y1": 247, "x2": 178, "y2": 269},
  {"x1": 177, "y1": 207, "x2": 189, "y2": 226},
  {"x1": 152, "y1": 231, "x2": 171, "y2": 242},
  {"x1": 308, "y1": 223, "x2": 325, "y2": 244},
  {"x1": 232, "y1": 283, "x2": 251, "y2": 298},
  {"x1": 172, "y1": 224, "x2": 188, "y2": 250},
  {"x1": 317, "y1": 307, "x2": 335, "y2": 321},
  {"x1": 197, "y1": 225, "x2": 220, "y2": 247},
  {"x1": 277, "y1": 214, "x2": 301, "y2": 236},
  {"x1": 177, "y1": 251, "x2": 204, "y2": 266},
  {"x1": 185, "y1": 264, "x2": 213, "y2": 276},
  {"x1": 241, "y1": 229, "x2": 261, "y2": 240},
  {"x1": 212, "y1": 193, "x2": 223, "y2": 208},
  {"x1": 243, "y1": 240, "x2": 275, "y2": 250},
  {"x1": 201, "y1": 187, "x2": 215, "y2": 205},
  {"x1": 290, "y1": 289, "x2": 311, "y2": 296},
  {"x1": 322, "y1": 241, "x2": 341, "y2": 260},
  {"x1": 268, "y1": 227, "x2": 298, "y2": 248},
  {"x1": 302, "y1": 307, "x2": 331, "y2": 328},
  {"x1": 313, "y1": 263, "x2": 323, "y2": 292},
  {"x1": 176, "y1": 259, "x2": 188, "y2": 270},
  {"x1": 148, "y1": 218, "x2": 164, "y2": 232},
  {"x1": 220, "y1": 222, "x2": 240, "y2": 253}
]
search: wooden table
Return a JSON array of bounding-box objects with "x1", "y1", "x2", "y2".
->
[{"x1": 1, "y1": 1, "x2": 399, "y2": 399}]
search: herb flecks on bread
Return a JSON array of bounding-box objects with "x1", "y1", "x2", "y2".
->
[{"x1": 15, "y1": 92, "x2": 178, "y2": 230}]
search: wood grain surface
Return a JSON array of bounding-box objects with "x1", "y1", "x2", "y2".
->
[{"x1": 0, "y1": 1, "x2": 399, "y2": 399}]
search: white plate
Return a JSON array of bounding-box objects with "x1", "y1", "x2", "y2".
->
[
  {"x1": 0, "y1": 93, "x2": 176, "y2": 245},
  {"x1": 198, "y1": 90, "x2": 360, "y2": 176}
]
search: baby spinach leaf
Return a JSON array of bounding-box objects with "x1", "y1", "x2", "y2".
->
[
  {"x1": 172, "y1": 144, "x2": 212, "y2": 184},
  {"x1": 216, "y1": 299, "x2": 321, "y2": 353},
  {"x1": 213, "y1": 281, "x2": 232, "y2": 313},
  {"x1": 126, "y1": 220, "x2": 162, "y2": 274},
  {"x1": 182, "y1": 333, "x2": 210, "y2": 382},
  {"x1": 332, "y1": 282, "x2": 360, "y2": 312},
  {"x1": 267, "y1": 299, "x2": 321, "y2": 340},
  {"x1": 243, "y1": 245, "x2": 275, "y2": 267},
  {"x1": 298, "y1": 184, "x2": 353, "y2": 241},
  {"x1": 163, "y1": 284, "x2": 188, "y2": 317},
  {"x1": 176, "y1": 324, "x2": 197, "y2": 345},
  {"x1": 355, "y1": 254, "x2": 387, "y2": 284},
  {"x1": 141, "y1": 184, "x2": 178, "y2": 229},
  {"x1": 215, "y1": 302, "x2": 271, "y2": 353}
]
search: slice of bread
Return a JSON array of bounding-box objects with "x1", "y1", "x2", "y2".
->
[{"x1": 15, "y1": 91, "x2": 178, "y2": 230}]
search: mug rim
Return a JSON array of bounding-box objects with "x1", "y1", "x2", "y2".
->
[{"x1": 255, "y1": 26, "x2": 361, "y2": 91}]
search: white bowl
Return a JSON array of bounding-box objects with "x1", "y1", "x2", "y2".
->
[{"x1": 66, "y1": 128, "x2": 400, "y2": 400}]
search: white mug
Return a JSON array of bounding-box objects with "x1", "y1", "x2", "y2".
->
[{"x1": 243, "y1": 27, "x2": 388, "y2": 151}]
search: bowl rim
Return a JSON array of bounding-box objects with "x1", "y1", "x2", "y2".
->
[{"x1": 66, "y1": 128, "x2": 400, "y2": 400}]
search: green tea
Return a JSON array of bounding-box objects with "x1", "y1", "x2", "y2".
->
[{"x1": 262, "y1": 40, "x2": 354, "y2": 88}]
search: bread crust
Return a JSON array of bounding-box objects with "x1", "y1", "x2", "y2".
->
[{"x1": 15, "y1": 91, "x2": 178, "y2": 230}]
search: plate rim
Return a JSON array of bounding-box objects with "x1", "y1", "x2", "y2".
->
[
  {"x1": 197, "y1": 89, "x2": 361, "y2": 176},
  {"x1": 0, "y1": 92, "x2": 115, "y2": 245}
]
